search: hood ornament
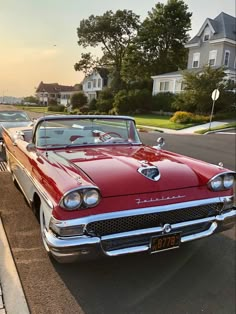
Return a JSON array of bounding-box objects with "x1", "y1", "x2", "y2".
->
[{"x1": 138, "y1": 165, "x2": 160, "y2": 181}]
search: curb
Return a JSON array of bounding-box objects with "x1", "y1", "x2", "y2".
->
[
  {"x1": 0, "y1": 218, "x2": 30, "y2": 314},
  {"x1": 204, "y1": 127, "x2": 236, "y2": 135}
]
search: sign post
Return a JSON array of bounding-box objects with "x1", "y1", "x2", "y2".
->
[{"x1": 209, "y1": 89, "x2": 220, "y2": 131}]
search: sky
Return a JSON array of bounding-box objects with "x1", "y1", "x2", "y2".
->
[{"x1": 0, "y1": 0, "x2": 235, "y2": 97}]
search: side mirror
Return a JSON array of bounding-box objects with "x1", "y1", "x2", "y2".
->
[
  {"x1": 153, "y1": 137, "x2": 165, "y2": 150},
  {"x1": 26, "y1": 143, "x2": 36, "y2": 152}
]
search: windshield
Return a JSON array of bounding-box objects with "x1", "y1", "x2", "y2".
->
[
  {"x1": 35, "y1": 117, "x2": 141, "y2": 148},
  {"x1": 0, "y1": 111, "x2": 30, "y2": 122}
]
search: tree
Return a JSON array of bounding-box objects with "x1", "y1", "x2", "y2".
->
[
  {"x1": 122, "y1": 0, "x2": 192, "y2": 82},
  {"x1": 74, "y1": 53, "x2": 99, "y2": 76},
  {"x1": 75, "y1": 10, "x2": 140, "y2": 89},
  {"x1": 71, "y1": 92, "x2": 88, "y2": 110},
  {"x1": 23, "y1": 95, "x2": 38, "y2": 104},
  {"x1": 173, "y1": 66, "x2": 236, "y2": 114}
]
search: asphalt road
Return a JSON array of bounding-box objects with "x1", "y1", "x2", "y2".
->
[{"x1": 0, "y1": 132, "x2": 235, "y2": 314}]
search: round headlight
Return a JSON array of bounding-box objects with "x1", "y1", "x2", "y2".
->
[
  {"x1": 83, "y1": 189, "x2": 100, "y2": 207},
  {"x1": 63, "y1": 192, "x2": 82, "y2": 210},
  {"x1": 223, "y1": 174, "x2": 234, "y2": 189},
  {"x1": 210, "y1": 176, "x2": 223, "y2": 191}
]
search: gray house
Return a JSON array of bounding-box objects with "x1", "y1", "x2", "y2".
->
[{"x1": 152, "y1": 12, "x2": 236, "y2": 95}]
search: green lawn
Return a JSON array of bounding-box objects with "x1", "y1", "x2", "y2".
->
[
  {"x1": 16, "y1": 105, "x2": 67, "y2": 114},
  {"x1": 133, "y1": 114, "x2": 195, "y2": 130}
]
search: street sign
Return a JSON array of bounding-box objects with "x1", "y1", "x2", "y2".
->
[
  {"x1": 209, "y1": 89, "x2": 220, "y2": 131},
  {"x1": 211, "y1": 89, "x2": 220, "y2": 101}
]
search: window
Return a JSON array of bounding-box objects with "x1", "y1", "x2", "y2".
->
[
  {"x1": 93, "y1": 79, "x2": 96, "y2": 88},
  {"x1": 160, "y1": 81, "x2": 169, "y2": 92},
  {"x1": 98, "y1": 78, "x2": 101, "y2": 88},
  {"x1": 192, "y1": 52, "x2": 200, "y2": 68},
  {"x1": 87, "y1": 81, "x2": 91, "y2": 89},
  {"x1": 209, "y1": 50, "x2": 217, "y2": 66},
  {"x1": 203, "y1": 26, "x2": 211, "y2": 42},
  {"x1": 224, "y1": 50, "x2": 230, "y2": 67}
]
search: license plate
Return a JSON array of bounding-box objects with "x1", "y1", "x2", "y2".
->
[{"x1": 150, "y1": 232, "x2": 181, "y2": 254}]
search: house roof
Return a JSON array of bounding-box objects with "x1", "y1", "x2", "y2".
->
[
  {"x1": 96, "y1": 67, "x2": 109, "y2": 80},
  {"x1": 186, "y1": 12, "x2": 236, "y2": 45},
  {"x1": 36, "y1": 82, "x2": 77, "y2": 93},
  {"x1": 151, "y1": 71, "x2": 183, "y2": 79}
]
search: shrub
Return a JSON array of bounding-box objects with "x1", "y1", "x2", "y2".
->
[
  {"x1": 113, "y1": 90, "x2": 131, "y2": 114},
  {"x1": 96, "y1": 88, "x2": 114, "y2": 113},
  {"x1": 79, "y1": 105, "x2": 89, "y2": 113},
  {"x1": 71, "y1": 92, "x2": 88, "y2": 109},
  {"x1": 170, "y1": 111, "x2": 209, "y2": 124},
  {"x1": 89, "y1": 98, "x2": 97, "y2": 110},
  {"x1": 113, "y1": 89, "x2": 152, "y2": 114},
  {"x1": 47, "y1": 105, "x2": 65, "y2": 112},
  {"x1": 96, "y1": 99, "x2": 113, "y2": 113},
  {"x1": 152, "y1": 92, "x2": 176, "y2": 112}
]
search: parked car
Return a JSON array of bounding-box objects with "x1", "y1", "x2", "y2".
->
[
  {"x1": 0, "y1": 110, "x2": 32, "y2": 154},
  {"x1": 2, "y1": 115, "x2": 236, "y2": 263}
]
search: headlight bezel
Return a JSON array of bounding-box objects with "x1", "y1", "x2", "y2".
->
[
  {"x1": 60, "y1": 186, "x2": 101, "y2": 211},
  {"x1": 208, "y1": 172, "x2": 235, "y2": 191}
]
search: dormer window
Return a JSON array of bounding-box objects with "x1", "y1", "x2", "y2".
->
[
  {"x1": 192, "y1": 52, "x2": 200, "y2": 68},
  {"x1": 203, "y1": 26, "x2": 211, "y2": 42}
]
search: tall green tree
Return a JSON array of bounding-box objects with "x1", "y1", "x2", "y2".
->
[
  {"x1": 75, "y1": 10, "x2": 140, "y2": 89},
  {"x1": 173, "y1": 66, "x2": 236, "y2": 114},
  {"x1": 122, "y1": 0, "x2": 192, "y2": 82},
  {"x1": 74, "y1": 53, "x2": 99, "y2": 76}
]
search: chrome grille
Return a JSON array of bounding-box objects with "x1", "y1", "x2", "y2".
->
[
  {"x1": 86, "y1": 203, "x2": 222, "y2": 236},
  {"x1": 101, "y1": 222, "x2": 211, "y2": 251}
]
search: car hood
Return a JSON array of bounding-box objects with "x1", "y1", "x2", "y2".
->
[
  {"x1": 0, "y1": 121, "x2": 31, "y2": 137},
  {"x1": 53, "y1": 145, "x2": 219, "y2": 197}
]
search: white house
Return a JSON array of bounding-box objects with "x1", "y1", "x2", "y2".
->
[
  {"x1": 82, "y1": 68, "x2": 109, "y2": 102},
  {"x1": 152, "y1": 12, "x2": 236, "y2": 95}
]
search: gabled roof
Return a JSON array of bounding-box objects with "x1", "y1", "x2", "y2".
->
[
  {"x1": 186, "y1": 12, "x2": 236, "y2": 45},
  {"x1": 36, "y1": 82, "x2": 77, "y2": 93}
]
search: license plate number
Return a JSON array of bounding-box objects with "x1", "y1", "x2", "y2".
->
[{"x1": 150, "y1": 232, "x2": 181, "y2": 254}]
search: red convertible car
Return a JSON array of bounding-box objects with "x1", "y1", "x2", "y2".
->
[{"x1": 2, "y1": 115, "x2": 236, "y2": 263}]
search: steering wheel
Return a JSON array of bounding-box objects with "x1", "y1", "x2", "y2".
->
[{"x1": 99, "y1": 132, "x2": 122, "y2": 142}]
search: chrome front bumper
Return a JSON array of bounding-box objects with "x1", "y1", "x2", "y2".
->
[{"x1": 44, "y1": 207, "x2": 236, "y2": 263}]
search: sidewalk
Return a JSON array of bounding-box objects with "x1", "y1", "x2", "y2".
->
[
  {"x1": 138, "y1": 121, "x2": 235, "y2": 134},
  {"x1": 0, "y1": 218, "x2": 30, "y2": 314}
]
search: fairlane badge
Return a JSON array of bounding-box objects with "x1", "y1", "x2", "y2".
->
[{"x1": 136, "y1": 195, "x2": 186, "y2": 205}]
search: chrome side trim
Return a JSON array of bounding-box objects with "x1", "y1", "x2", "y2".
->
[
  {"x1": 51, "y1": 196, "x2": 234, "y2": 228},
  {"x1": 6, "y1": 148, "x2": 54, "y2": 209}
]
